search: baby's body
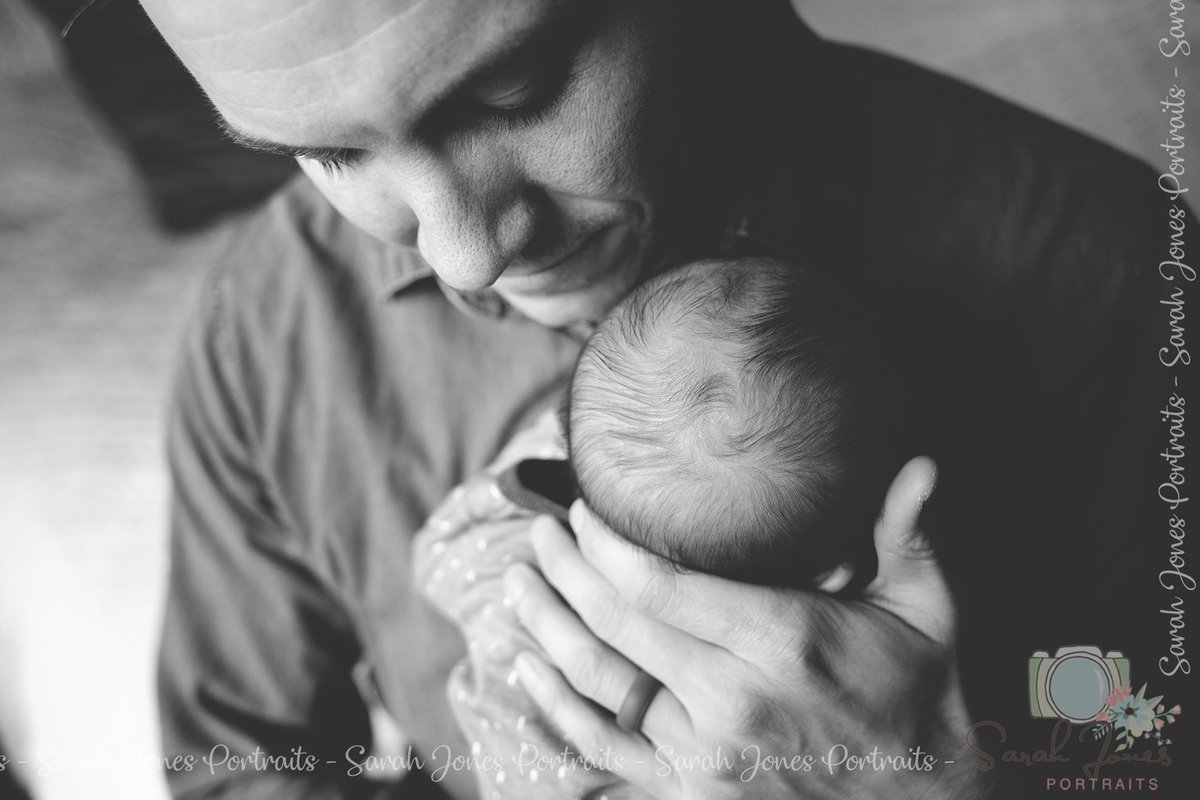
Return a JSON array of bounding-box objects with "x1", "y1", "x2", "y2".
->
[{"x1": 414, "y1": 433, "x2": 643, "y2": 800}]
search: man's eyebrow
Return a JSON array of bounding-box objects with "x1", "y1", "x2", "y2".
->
[{"x1": 213, "y1": 114, "x2": 357, "y2": 162}]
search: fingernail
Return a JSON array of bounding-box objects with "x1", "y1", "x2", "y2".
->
[
  {"x1": 919, "y1": 460, "x2": 939, "y2": 508},
  {"x1": 503, "y1": 563, "x2": 531, "y2": 602},
  {"x1": 918, "y1": 484, "x2": 935, "y2": 509},
  {"x1": 815, "y1": 562, "x2": 854, "y2": 593}
]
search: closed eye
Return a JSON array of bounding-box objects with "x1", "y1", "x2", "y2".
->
[
  {"x1": 468, "y1": 57, "x2": 579, "y2": 131},
  {"x1": 419, "y1": 7, "x2": 594, "y2": 140},
  {"x1": 296, "y1": 146, "x2": 366, "y2": 178},
  {"x1": 473, "y1": 68, "x2": 541, "y2": 111},
  {"x1": 212, "y1": 114, "x2": 367, "y2": 179}
]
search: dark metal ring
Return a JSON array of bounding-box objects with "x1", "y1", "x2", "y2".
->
[{"x1": 615, "y1": 669, "x2": 661, "y2": 734}]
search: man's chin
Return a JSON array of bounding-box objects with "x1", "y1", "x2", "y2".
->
[{"x1": 494, "y1": 221, "x2": 672, "y2": 328}]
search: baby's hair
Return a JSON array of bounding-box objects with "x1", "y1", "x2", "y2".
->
[{"x1": 567, "y1": 257, "x2": 891, "y2": 587}]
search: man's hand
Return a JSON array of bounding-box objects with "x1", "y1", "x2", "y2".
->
[{"x1": 503, "y1": 457, "x2": 994, "y2": 799}]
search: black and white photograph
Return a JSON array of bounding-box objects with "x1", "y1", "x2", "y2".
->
[{"x1": 0, "y1": 1, "x2": 1195, "y2": 798}]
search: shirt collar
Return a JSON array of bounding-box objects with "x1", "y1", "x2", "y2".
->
[
  {"x1": 374, "y1": 239, "x2": 435, "y2": 299},
  {"x1": 375, "y1": 238, "x2": 519, "y2": 322}
]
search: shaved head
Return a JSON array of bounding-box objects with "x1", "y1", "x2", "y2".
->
[{"x1": 142, "y1": 0, "x2": 526, "y2": 138}]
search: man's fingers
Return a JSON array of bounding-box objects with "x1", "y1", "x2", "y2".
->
[
  {"x1": 503, "y1": 560, "x2": 688, "y2": 745},
  {"x1": 568, "y1": 501, "x2": 813, "y2": 665},
  {"x1": 513, "y1": 650, "x2": 679, "y2": 798},
  {"x1": 521, "y1": 515, "x2": 721, "y2": 704},
  {"x1": 866, "y1": 456, "x2": 956, "y2": 645},
  {"x1": 874, "y1": 456, "x2": 938, "y2": 569}
]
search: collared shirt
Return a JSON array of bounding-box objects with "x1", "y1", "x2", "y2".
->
[{"x1": 159, "y1": 33, "x2": 1182, "y2": 800}]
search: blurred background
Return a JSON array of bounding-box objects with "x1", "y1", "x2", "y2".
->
[{"x1": 0, "y1": 0, "x2": 1186, "y2": 797}]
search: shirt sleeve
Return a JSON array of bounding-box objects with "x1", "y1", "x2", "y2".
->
[{"x1": 158, "y1": 252, "x2": 399, "y2": 800}]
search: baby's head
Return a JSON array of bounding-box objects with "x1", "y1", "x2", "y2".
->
[{"x1": 565, "y1": 257, "x2": 894, "y2": 587}]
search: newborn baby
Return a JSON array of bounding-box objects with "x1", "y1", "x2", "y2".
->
[
  {"x1": 414, "y1": 256, "x2": 899, "y2": 799},
  {"x1": 565, "y1": 256, "x2": 892, "y2": 587}
]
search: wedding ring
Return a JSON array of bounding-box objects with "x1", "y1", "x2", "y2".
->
[{"x1": 615, "y1": 669, "x2": 661, "y2": 734}]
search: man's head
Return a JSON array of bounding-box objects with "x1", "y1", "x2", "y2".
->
[
  {"x1": 566, "y1": 257, "x2": 894, "y2": 586},
  {"x1": 141, "y1": 0, "x2": 703, "y2": 326},
  {"x1": 141, "y1": 0, "x2": 811, "y2": 326}
]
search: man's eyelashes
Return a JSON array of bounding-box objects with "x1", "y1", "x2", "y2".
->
[
  {"x1": 477, "y1": 64, "x2": 579, "y2": 128},
  {"x1": 307, "y1": 36, "x2": 585, "y2": 178}
]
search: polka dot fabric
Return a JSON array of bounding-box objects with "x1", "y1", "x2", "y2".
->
[{"x1": 413, "y1": 442, "x2": 649, "y2": 799}]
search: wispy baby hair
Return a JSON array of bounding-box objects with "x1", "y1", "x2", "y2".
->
[{"x1": 568, "y1": 257, "x2": 889, "y2": 586}]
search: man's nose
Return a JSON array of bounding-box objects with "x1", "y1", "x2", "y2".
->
[{"x1": 393, "y1": 150, "x2": 539, "y2": 290}]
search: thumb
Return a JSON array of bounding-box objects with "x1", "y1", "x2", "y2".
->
[{"x1": 867, "y1": 456, "x2": 956, "y2": 645}]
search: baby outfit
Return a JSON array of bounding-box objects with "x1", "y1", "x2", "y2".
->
[{"x1": 414, "y1": 455, "x2": 648, "y2": 800}]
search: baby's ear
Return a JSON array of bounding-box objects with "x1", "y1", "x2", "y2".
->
[{"x1": 813, "y1": 562, "x2": 856, "y2": 593}]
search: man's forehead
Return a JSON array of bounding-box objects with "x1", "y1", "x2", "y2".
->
[
  {"x1": 141, "y1": 0, "x2": 565, "y2": 142},
  {"x1": 143, "y1": 0, "x2": 430, "y2": 59}
]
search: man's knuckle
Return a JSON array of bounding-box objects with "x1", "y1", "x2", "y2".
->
[
  {"x1": 795, "y1": 634, "x2": 822, "y2": 673},
  {"x1": 779, "y1": 602, "x2": 839, "y2": 678},
  {"x1": 512, "y1": 591, "x2": 541, "y2": 631},
  {"x1": 634, "y1": 571, "x2": 678, "y2": 619},
  {"x1": 725, "y1": 688, "x2": 781, "y2": 740},
  {"x1": 715, "y1": 610, "x2": 758, "y2": 652},
  {"x1": 582, "y1": 592, "x2": 625, "y2": 641},
  {"x1": 734, "y1": 616, "x2": 807, "y2": 679},
  {"x1": 537, "y1": 683, "x2": 563, "y2": 718},
  {"x1": 562, "y1": 648, "x2": 608, "y2": 697},
  {"x1": 572, "y1": 727, "x2": 609, "y2": 759}
]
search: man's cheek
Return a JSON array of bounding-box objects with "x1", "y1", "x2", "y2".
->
[
  {"x1": 533, "y1": 103, "x2": 650, "y2": 198},
  {"x1": 301, "y1": 164, "x2": 413, "y2": 245}
]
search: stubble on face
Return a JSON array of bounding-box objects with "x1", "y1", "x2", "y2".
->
[{"x1": 142, "y1": 0, "x2": 688, "y2": 327}]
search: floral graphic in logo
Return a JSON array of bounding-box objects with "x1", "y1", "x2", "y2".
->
[{"x1": 1089, "y1": 684, "x2": 1182, "y2": 751}]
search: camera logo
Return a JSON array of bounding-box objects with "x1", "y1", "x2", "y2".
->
[{"x1": 1029, "y1": 646, "x2": 1131, "y2": 723}]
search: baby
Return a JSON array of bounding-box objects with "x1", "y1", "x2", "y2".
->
[
  {"x1": 564, "y1": 256, "x2": 892, "y2": 587},
  {"x1": 414, "y1": 256, "x2": 899, "y2": 798}
]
